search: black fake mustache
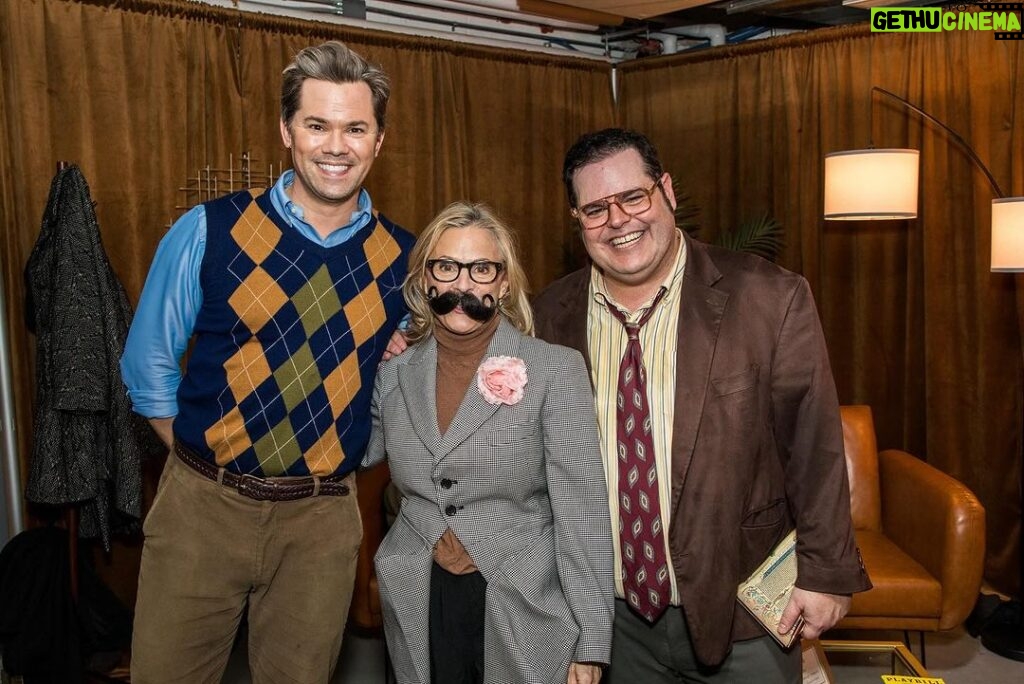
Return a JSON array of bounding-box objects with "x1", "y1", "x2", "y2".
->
[{"x1": 427, "y1": 287, "x2": 497, "y2": 322}]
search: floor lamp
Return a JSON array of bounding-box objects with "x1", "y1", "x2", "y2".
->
[{"x1": 823, "y1": 85, "x2": 1024, "y2": 662}]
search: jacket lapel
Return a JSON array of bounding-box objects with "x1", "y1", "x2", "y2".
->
[
  {"x1": 557, "y1": 270, "x2": 589, "y2": 374},
  {"x1": 551, "y1": 270, "x2": 592, "y2": 376},
  {"x1": 670, "y1": 235, "x2": 728, "y2": 512},
  {"x1": 434, "y1": 317, "x2": 523, "y2": 459},
  {"x1": 397, "y1": 335, "x2": 444, "y2": 459}
]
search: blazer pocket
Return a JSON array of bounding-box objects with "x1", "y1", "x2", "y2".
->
[
  {"x1": 738, "y1": 499, "x2": 788, "y2": 575},
  {"x1": 741, "y1": 498, "x2": 786, "y2": 529},
  {"x1": 711, "y1": 365, "x2": 759, "y2": 396},
  {"x1": 488, "y1": 419, "x2": 540, "y2": 445}
]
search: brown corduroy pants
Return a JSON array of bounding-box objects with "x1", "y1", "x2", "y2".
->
[{"x1": 131, "y1": 454, "x2": 362, "y2": 684}]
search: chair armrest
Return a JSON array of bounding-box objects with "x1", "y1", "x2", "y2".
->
[
  {"x1": 878, "y1": 449, "x2": 986, "y2": 629},
  {"x1": 348, "y1": 461, "x2": 391, "y2": 632}
]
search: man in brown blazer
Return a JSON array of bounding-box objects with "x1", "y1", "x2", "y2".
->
[{"x1": 533, "y1": 128, "x2": 871, "y2": 683}]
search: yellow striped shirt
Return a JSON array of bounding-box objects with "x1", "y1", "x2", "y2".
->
[{"x1": 587, "y1": 230, "x2": 687, "y2": 604}]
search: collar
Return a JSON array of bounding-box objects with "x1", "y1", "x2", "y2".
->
[
  {"x1": 434, "y1": 314, "x2": 501, "y2": 360},
  {"x1": 269, "y1": 170, "x2": 373, "y2": 247}
]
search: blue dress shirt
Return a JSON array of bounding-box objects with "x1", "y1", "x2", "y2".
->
[{"x1": 120, "y1": 171, "x2": 374, "y2": 418}]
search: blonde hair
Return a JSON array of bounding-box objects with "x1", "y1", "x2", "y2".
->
[{"x1": 403, "y1": 202, "x2": 534, "y2": 343}]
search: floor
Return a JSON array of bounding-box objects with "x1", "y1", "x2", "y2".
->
[{"x1": 220, "y1": 625, "x2": 1024, "y2": 683}]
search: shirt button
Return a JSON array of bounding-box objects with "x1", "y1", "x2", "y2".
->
[
  {"x1": 445, "y1": 505, "x2": 457, "y2": 516},
  {"x1": 440, "y1": 478, "x2": 453, "y2": 489}
]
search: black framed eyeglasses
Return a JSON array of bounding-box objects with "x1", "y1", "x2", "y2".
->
[
  {"x1": 426, "y1": 258, "x2": 505, "y2": 284},
  {"x1": 570, "y1": 178, "x2": 664, "y2": 230}
]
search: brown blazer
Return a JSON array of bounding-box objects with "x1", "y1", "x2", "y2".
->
[{"x1": 533, "y1": 234, "x2": 870, "y2": 666}]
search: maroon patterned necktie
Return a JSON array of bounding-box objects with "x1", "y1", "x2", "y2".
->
[{"x1": 606, "y1": 287, "x2": 671, "y2": 623}]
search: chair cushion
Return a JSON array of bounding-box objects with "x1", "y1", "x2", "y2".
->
[{"x1": 848, "y1": 530, "x2": 942, "y2": 618}]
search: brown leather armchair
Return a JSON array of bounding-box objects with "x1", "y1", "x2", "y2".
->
[{"x1": 837, "y1": 405, "x2": 986, "y2": 634}]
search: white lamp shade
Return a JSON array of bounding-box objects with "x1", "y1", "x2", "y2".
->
[
  {"x1": 824, "y1": 149, "x2": 920, "y2": 220},
  {"x1": 990, "y1": 197, "x2": 1024, "y2": 272}
]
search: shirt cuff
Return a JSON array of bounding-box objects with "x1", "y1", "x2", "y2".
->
[{"x1": 125, "y1": 387, "x2": 178, "y2": 419}]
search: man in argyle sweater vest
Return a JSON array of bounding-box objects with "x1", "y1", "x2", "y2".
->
[
  {"x1": 122, "y1": 42, "x2": 413, "y2": 683},
  {"x1": 175, "y1": 189, "x2": 411, "y2": 477}
]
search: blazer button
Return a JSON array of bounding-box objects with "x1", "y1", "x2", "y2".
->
[
  {"x1": 445, "y1": 504, "x2": 457, "y2": 516},
  {"x1": 440, "y1": 478, "x2": 453, "y2": 489}
]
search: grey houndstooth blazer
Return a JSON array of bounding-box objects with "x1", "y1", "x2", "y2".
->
[{"x1": 364, "y1": 317, "x2": 614, "y2": 684}]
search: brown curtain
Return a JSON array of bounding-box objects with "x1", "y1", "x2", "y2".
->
[
  {"x1": 4, "y1": 0, "x2": 1019, "y2": 601},
  {"x1": 618, "y1": 25, "x2": 1024, "y2": 594},
  {"x1": 0, "y1": 0, "x2": 614, "y2": 605}
]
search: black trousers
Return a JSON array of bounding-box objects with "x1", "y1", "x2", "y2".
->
[{"x1": 429, "y1": 562, "x2": 487, "y2": 684}]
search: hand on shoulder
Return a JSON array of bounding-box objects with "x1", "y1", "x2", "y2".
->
[{"x1": 380, "y1": 328, "x2": 409, "y2": 362}]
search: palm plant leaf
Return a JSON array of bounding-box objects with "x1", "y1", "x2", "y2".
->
[
  {"x1": 671, "y1": 180, "x2": 701, "y2": 239},
  {"x1": 715, "y1": 212, "x2": 784, "y2": 262}
]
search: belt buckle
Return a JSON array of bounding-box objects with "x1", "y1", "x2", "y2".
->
[{"x1": 237, "y1": 473, "x2": 275, "y2": 501}]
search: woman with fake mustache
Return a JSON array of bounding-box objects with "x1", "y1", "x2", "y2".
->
[{"x1": 364, "y1": 202, "x2": 613, "y2": 684}]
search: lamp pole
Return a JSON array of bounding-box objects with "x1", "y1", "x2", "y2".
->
[
  {"x1": 870, "y1": 85, "x2": 1023, "y2": 662},
  {"x1": 830, "y1": 86, "x2": 1024, "y2": 661},
  {"x1": 870, "y1": 87, "x2": 1005, "y2": 198}
]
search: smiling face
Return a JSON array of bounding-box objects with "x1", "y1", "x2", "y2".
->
[
  {"x1": 573, "y1": 148, "x2": 679, "y2": 303},
  {"x1": 279, "y1": 78, "x2": 384, "y2": 224},
  {"x1": 426, "y1": 225, "x2": 509, "y2": 336}
]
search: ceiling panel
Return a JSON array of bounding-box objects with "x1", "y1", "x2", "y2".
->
[{"x1": 544, "y1": 1, "x2": 720, "y2": 20}]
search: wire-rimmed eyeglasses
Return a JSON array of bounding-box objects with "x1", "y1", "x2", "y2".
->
[
  {"x1": 570, "y1": 179, "x2": 664, "y2": 230},
  {"x1": 426, "y1": 259, "x2": 505, "y2": 284}
]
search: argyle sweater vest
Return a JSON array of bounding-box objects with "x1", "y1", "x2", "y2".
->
[{"x1": 174, "y1": 188, "x2": 414, "y2": 477}]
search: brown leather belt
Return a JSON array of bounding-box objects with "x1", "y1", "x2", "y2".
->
[{"x1": 174, "y1": 442, "x2": 351, "y2": 501}]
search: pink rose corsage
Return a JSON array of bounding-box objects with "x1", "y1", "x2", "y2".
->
[{"x1": 476, "y1": 356, "x2": 528, "y2": 406}]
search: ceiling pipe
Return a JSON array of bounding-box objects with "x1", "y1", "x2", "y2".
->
[
  {"x1": 257, "y1": 1, "x2": 615, "y2": 52},
  {"x1": 367, "y1": 1, "x2": 610, "y2": 51},
  {"x1": 656, "y1": 33, "x2": 678, "y2": 54},
  {"x1": 726, "y1": 25, "x2": 769, "y2": 43},
  {"x1": 370, "y1": 0, "x2": 599, "y2": 38},
  {"x1": 203, "y1": 0, "x2": 616, "y2": 59},
  {"x1": 377, "y1": 0, "x2": 602, "y2": 31},
  {"x1": 662, "y1": 23, "x2": 726, "y2": 47}
]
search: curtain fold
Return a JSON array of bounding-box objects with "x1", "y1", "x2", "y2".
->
[{"x1": 619, "y1": 24, "x2": 1023, "y2": 594}]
